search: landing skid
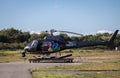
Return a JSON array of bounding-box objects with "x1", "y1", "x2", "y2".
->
[
  {"x1": 29, "y1": 53, "x2": 73, "y2": 63},
  {"x1": 29, "y1": 58, "x2": 73, "y2": 63}
]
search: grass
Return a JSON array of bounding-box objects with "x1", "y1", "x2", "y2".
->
[
  {"x1": 32, "y1": 73, "x2": 120, "y2": 78},
  {"x1": 29, "y1": 62, "x2": 120, "y2": 72},
  {"x1": 0, "y1": 49, "x2": 120, "y2": 78},
  {"x1": 0, "y1": 49, "x2": 120, "y2": 63},
  {"x1": 0, "y1": 50, "x2": 41, "y2": 63},
  {"x1": 30, "y1": 50, "x2": 120, "y2": 78},
  {"x1": 0, "y1": 50, "x2": 24, "y2": 63},
  {"x1": 0, "y1": 50, "x2": 21, "y2": 56},
  {"x1": 61, "y1": 49, "x2": 119, "y2": 57},
  {"x1": 30, "y1": 61, "x2": 120, "y2": 78},
  {"x1": 30, "y1": 62, "x2": 120, "y2": 78}
]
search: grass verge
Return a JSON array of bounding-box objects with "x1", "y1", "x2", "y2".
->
[
  {"x1": 32, "y1": 73, "x2": 120, "y2": 78},
  {"x1": 0, "y1": 50, "x2": 23, "y2": 63},
  {"x1": 0, "y1": 50, "x2": 21, "y2": 56},
  {"x1": 29, "y1": 62, "x2": 120, "y2": 72},
  {"x1": 30, "y1": 62, "x2": 120, "y2": 78}
]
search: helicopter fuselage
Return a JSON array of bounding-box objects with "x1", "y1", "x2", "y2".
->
[{"x1": 23, "y1": 30, "x2": 119, "y2": 55}]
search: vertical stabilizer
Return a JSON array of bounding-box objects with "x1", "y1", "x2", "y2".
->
[
  {"x1": 108, "y1": 30, "x2": 119, "y2": 43},
  {"x1": 107, "y1": 30, "x2": 119, "y2": 49}
]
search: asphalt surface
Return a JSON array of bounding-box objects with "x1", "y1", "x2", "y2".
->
[{"x1": 0, "y1": 62, "x2": 82, "y2": 78}]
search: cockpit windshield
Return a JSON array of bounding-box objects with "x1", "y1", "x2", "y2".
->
[
  {"x1": 27, "y1": 41, "x2": 33, "y2": 46},
  {"x1": 27, "y1": 40, "x2": 38, "y2": 47}
]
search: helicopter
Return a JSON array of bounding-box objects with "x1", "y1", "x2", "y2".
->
[{"x1": 22, "y1": 29, "x2": 119, "y2": 63}]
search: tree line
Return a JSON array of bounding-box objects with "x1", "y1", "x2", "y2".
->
[{"x1": 0, "y1": 28, "x2": 120, "y2": 50}]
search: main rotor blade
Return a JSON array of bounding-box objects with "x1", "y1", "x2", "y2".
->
[
  {"x1": 48, "y1": 29, "x2": 83, "y2": 36},
  {"x1": 58, "y1": 30, "x2": 83, "y2": 36}
]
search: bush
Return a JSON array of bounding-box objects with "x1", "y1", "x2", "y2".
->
[{"x1": 0, "y1": 42, "x2": 26, "y2": 50}]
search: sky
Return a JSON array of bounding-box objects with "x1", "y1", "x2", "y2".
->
[{"x1": 0, "y1": 0, "x2": 120, "y2": 34}]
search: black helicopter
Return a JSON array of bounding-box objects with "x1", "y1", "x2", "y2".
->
[{"x1": 22, "y1": 29, "x2": 119, "y2": 58}]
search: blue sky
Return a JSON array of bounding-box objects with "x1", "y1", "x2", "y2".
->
[{"x1": 0, "y1": 0, "x2": 120, "y2": 34}]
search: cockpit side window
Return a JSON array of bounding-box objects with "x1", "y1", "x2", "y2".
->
[
  {"x1": 36, "y1": 41, "x2": 42, "y2": 51},
  {"x1": 31, "y1": 40, "x2": 38, "y2": 47}
]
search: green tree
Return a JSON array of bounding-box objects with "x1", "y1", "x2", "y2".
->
[
  {"x1": 39, "y1": 31, "x2": 49, "y2": 38},
  {"x1": 0, "y1": 28, "x2": 30, "y2": 43}
]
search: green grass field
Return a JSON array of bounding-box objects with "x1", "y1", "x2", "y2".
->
[
  {"x1": 0, "y1": 49, "x2": 119, "y2": 63},
  {"x1": 0, "y1": 50, "x2": 38, "y2": 63},
  {"x1": 30, "y1": 62, "x2": 120, "y2": 72},
  {"x1": 30, "y1": 61, "x2": 120, "y2": 78},
  {"x1": 32, "y1": 73, "x2": 120, "y2": 78},
  {"x1": 29, "y1": 49, "x2": 120, "y2": 78},
  {"x1": 30, "y1": 62, "x2": 120, "y2": 78},
  {"x1": 0, "y1": 50, "x2": 23, "y2": 63}
]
